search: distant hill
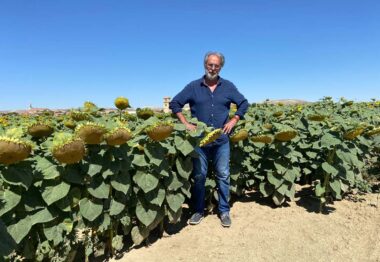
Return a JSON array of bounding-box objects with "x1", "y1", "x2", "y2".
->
[
  {"x1": 0, "y1": 107, "x2": 160, "y2": 115},
  {"x1": 261, "y1": 99, "x2": 309, "y2": 105},
  {"x1": 0, "y1": 99, "x2": 311, "y2": 115}
]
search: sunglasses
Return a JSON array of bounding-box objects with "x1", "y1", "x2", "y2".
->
[{"x1": 206, "y1": 63, "x2": 221, "y2": 69}]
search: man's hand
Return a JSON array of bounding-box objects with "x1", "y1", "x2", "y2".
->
[
  {"x1": 176, "y1": 112, "x2": 197, "y2": 131},
  {"x1": 185, "y1": 123, "x2": 197, "y2": 131},
  {"x1": 223, "y1": 117, "x2": 238, "y2": 134}
]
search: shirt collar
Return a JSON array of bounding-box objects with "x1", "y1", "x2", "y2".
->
[{"x1": 200, "y1": 75, "x2": 223, "y2": 87}]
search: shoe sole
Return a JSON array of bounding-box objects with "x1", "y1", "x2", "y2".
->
[
  {"x1": 221, "y1": 222, "x2": 231, "y2": 227},
  {"x1": 188, "y1": 216, "x2": 204, "y2": 225}
]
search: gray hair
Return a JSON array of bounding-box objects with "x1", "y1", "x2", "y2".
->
[{"x1": 204, "y1": 51, "x2": 225, "y2": 67}]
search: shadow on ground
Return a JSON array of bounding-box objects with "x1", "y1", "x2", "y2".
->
[
  {"x1": 95, "y1": 185, "x2": 339, "y2": 261},
  {"x1": 229, "y1": 185, "x2": 336, "y2": 214},
  {"x1": 294, "y1": 186, "x2": 336, "y2": 214}
]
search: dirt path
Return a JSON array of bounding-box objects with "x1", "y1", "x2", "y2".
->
[{"x1": 111, "y1": 190, "x2": 380, "y2": 262}]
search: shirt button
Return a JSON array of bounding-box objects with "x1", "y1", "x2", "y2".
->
[
  {"x1": 211, "y1": 114, "x2": 213, "y2": 117},
  {"x1": 212, "y1": 104, "x2": 214, "y2": 106}
]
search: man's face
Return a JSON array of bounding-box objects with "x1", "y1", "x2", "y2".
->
[{"x1": 205, "y1": 55, "x2": 222, "y2": 81}]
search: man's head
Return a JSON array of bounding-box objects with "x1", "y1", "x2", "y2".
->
[{"x1": 204, "y1": 51, "x2": 225, "y2": 81}]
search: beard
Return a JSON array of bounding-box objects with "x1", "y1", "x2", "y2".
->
[{"x1": 205, "y1": 70, "x2": 219, "y2": 81}]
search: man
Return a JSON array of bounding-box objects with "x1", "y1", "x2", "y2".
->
[{"x1": 169, "y1": 51, "x2": 248, "y2": 227}]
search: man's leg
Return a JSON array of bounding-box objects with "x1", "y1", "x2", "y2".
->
[
  {"x1": 190, "y1": 146, "x2": 209, "y2": 224},
  {"x1": 213, "y1": 142, "x2": 231, "y2": 226}
]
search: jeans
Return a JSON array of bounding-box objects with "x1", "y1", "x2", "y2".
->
[{"x1": 192, "y1": 141, "x2": 230, "y2": 214}]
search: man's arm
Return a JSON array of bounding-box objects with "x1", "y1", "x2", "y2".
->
[
  {"x1": 169, "y1": 84, "x2": 196, "y2": 131},
  {"x1": 223, "y1": 84, "x2": 249, "y2": 134},
  {"x1": 176, "y1": 112, "x2": 196, "y2": 131},
  {"x1": 231, "y1": 86, "x2": 249, "y2": 119}
]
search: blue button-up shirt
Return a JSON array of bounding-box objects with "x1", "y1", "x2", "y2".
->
[{"x1": 169, "y1": 76, "x2": 249, "y2": 145}]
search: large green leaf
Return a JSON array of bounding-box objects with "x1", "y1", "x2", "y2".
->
[
  {"x1": 276, "y1": 183, "x2": 289, "y2": 195},
  {"x1": 135, "y1": 201, "x2": 158, "y2": 227},
  {"x1": 111, "y1": 171, "x2": 131, "y2": 194},
  {"x1": 305, "y1": 151, "x2": 318, "y2": 159},
  {"x1": 308, "y1": 125, "x2": 323, "y2": 136},
  {"x1": 274, "y1": 161, "x2": 287, "y2": 175},
  {"x1": 176, "y1": 156, "x2": 193, "y2": 179},
  {"x1": 267, "y1": 172, "x2": 283, "y2": 188},
  {"x1": 41, "y1": 180, "x2": 71, "y2": 205},
  {"x1": 283, "y1": 168, "x2": 298, "y2": 182},
  {"x1": 7, "y1": 216, "x2": 32, "y2": 244},
  {"x1": 160, "y1": 141, "x2": 176, "y2": 155},
  {"x1": 0, "y1": 188, "x2": 21, "y2": 216},
  {"x1": 88, "y1": 178, "x2": 110, "y2": 199},
  {"x1": 8, "y1": 208, "x2": 55, "y2": 244},
  {"x1": 344, "y1": 170, "x2": 355, "y2": 185},
  {"x1": 0, "y1": 166, "x2": 33, "y2": 190},
  {"x1": 35, "y1": 156, "x2": 61, "y2": 179},
  {"x1": 329, "y1": 179, "x2": 342, "y2": 199},
  {"x1": 43, "y1": 225, "x2": 64, "y2": 246},
  {"x1": 174, "y1": 136, "x2": 194, "y2": 156},
  {"x1": 88, "y1": 163, "x2": 103, "y2": 177},
  {"x1": 30, "y1": 208, "x2": 56, "y2": 224},
  {"x1": 132, "y1": 154, "x2": 149, "y2": 167},
  {"x1": 166, "y1": 192, "x2": 185, "y2": 212},
  {"x1": 133, "y1": 171, "x2": 159, "y2": 193},
  {"x1": 321, "y1": 162, "x2": 339, "y2": 176},
  {"x1": 131, "y1": 226, "x2": 149, "y2": 245},
  {"x1": 102, "y1": 168, "x2": 115, "y2": 179},
  {"x1": 321, "y1": 133, "x2": 341, "y2": 148},
  {"x1": 168, "y1": 208, "x2": 182, "y2": 224},
  {"x1": 315, "y1": 182, "x2": 325, "y2": 197},
  {"x1": 144, "y1": 143, "x2": 165, "y2": 167},
  {"x1": 109, "y1": 199, "x2": 125, "y2": 216},
  {"x1": 166, "y1": 173, "x2": 184, "y2": 191},
  {"x1": 174, "y1": 123, "x2": 186, "y2": 131},
  {"x1": 284, "y1": 184, "x2": 296, "y2": 200},
  {"x1": 0, "y1": 219, "x2": 16, "y2": 256},
  {"x1": 79, "y1": 198, "x2": 103, "y2": 221},
  {"x1": 336, "y1": 149, "x2": 363, "y2": 168},
  {"x1": 145, "y1": 188, "x2": 166, "y2": 206},
  {"x1": 181, "y1": 183, "x2": 192, "y2": 198}
]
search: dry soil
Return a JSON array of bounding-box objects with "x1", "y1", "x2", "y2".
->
[{"x1": 111, "y1": 189, "x2": 380, "y2": 262}]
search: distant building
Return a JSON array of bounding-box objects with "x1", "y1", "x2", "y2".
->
[
  {"x1": 163, "y1": 97, "x2": 171, "y2": 113},
  {"x1": 163, "y1": 97, "x2": 189, "y2": 113}
]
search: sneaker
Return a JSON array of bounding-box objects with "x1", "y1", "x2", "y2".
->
[
  {"x1": 189, "y1": 212, "x2": 204, "y2": 225},
  {"x1": 220, "y1": 212, "x2": 231, "y2": 227}
]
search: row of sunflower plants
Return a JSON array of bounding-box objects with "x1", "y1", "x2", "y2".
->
[
  {"x1": 0, "y1": 99, "x2": 209, "y2": 261},
  {"x1": 1, "y1": 97, "x2": 379, "y2": 260},
  {"x1": 222, "y1": 97, "x2": 379, "y2": 210}
]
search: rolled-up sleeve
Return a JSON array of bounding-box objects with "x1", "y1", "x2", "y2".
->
[
  {"x1": 169, "y1": 84, "x2": 193, "y2": 113},
  {"x1": 230, "y1": 85, "x2": 249, "y2": 118}
]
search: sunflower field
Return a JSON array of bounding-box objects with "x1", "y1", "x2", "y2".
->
[{"x1": 0, "y1": 96, "x2": 379, "y2": 261}]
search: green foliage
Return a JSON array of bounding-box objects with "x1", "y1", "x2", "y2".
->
[{"x1": 1, "y1": 98, "x2": 380, "y2": 260}]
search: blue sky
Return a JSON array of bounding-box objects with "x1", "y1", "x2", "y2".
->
[{"x1": 1, "y1": 0, "x2": 379, "y2": 110}]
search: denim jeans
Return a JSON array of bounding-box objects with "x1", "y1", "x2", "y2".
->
[{"x1": 192, "y1": 141, "x2": 230, "y2": 214}]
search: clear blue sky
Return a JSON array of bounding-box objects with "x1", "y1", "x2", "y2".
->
[{"x1": 1, "y1": 0, "x2": 379, "y2": 110}]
